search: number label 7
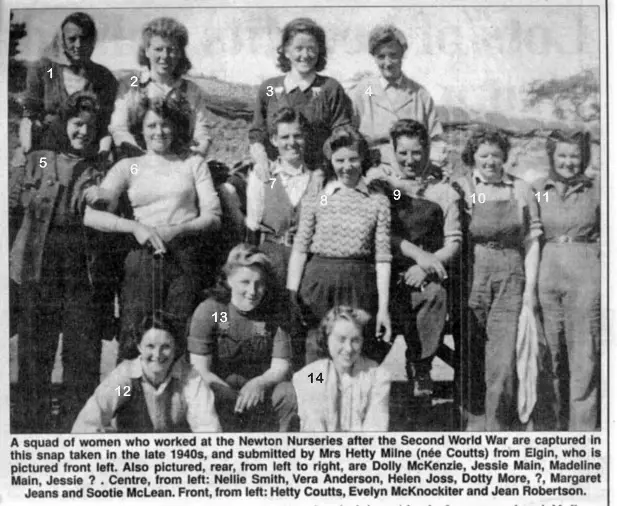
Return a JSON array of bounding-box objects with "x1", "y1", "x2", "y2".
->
[{"x1": 269, "y1": 178, "x2": 276, "y2": 189}]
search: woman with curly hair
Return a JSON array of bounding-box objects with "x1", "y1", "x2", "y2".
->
[
  {"x1": 188, "y1": 244, "x2": 297, "y2": 432},
  {"x1": 293, "y1": 306, "x2": 391, "y2": 432},
  {"x1": 455, "y1": 128, "x2": 542, "y2": 431},
  {"x1": 10, "y1": 92, "x2": 110, "y2": 432},
  {"x1": 535, "y1": 130, "x2": 600, "y2": 431},
  {"x1": 84, "y1": 93, "x2": 222, "y2": 361},
  {"x1": 73, "y1": 311, "x2": 221, "y2": 433},
  {"x1": 287, "y1": 126, "x2": 392, "y2": 366},
  {"x1": 109, "y1": 17, "x2": 213, "y2": 158},
  {"x1": 249, "y1": 17, "x2": 353, "y2": 185}
]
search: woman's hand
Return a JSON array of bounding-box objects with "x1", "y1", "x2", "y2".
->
[
  {"x1": 235, "y1": 377, "x2": 267, "y2": 413},
  {"x1": 132, "y1": 223, "x2": 166, "y2": 253},
  {"x1": 414, "y1": 251, "x2": 447, "y2": 280},
  {"x1": 375, "y1": 308, "x2": 392, "y2": 343},
  {"x1": 404, "y1": 265, "x2": 428, "y2": 288}
]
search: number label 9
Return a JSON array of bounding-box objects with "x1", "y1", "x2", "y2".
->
[{"x1": 393, "y1": 189, "x2": 401, "y2": 200}]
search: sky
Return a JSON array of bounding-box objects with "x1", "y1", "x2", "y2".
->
[{"x1": 11, "y1": 6, "x2": 600, "y2": 118}]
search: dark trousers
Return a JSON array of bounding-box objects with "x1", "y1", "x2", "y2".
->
[
  {"x1": 118, "y1": 238, "x2": 203, "y2": 361},
  {"x1": 468, "y1": 246, "x2": 525, "y2": 431},
  {"x1": 16, "y1": 229, "x2": 102, "y2": 432},
  {"x1": 538, "y1": 244, "x2": 600, "y2": 430},
  {"x1": 211, "y1": 376, "x2": 298, "y2": 432},
  {"x1": 392, "y1": 278, "x2": 447, "y2": 372}
]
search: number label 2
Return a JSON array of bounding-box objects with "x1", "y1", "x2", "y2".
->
[{"x1": 130, "y1": 76, "x2": 139, "y2": 87}]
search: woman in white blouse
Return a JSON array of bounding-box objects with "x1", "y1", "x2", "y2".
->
[
  {"x1": 109, "y1": 17, "x2": 212, "y2": 158},
  {"x1": 84, "y1": 93, "x2": 221, "y2": 361},
  {"x1": 293, "y1": 306, "x2": 391, "y2": 431}
]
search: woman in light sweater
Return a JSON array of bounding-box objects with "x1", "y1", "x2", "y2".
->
[{"x1": 84, "y1": 93, "x2": 221, "y2": 361}]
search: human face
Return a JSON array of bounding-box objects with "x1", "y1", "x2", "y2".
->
[
  {"x1": 63, "y1": 22, "x2": 95, "y2": 64},
  {"x1": 138, "y1": 328, "x2": 176, "y2": 386},
  {"x1": 66, "y1": 112, "x2": 96, "y2": 151},
  {"x1": 373, "y1": 40, "x2": 404, "y2": 83},
  {"x1": 473, "y1": 142, "x2": 506, "y2": 182},
  {"x1": 142, "y1": 110, "x2": 174, "y2": 154},
  {"x1": 271, "y1": 121, "x2": 306, "y2": 165},
  {"x1": 328, "y1": 319, "x2": 363, "y2": 374},
  {"x1": 145, "y1": 36, "x2": 181, "y2": 78},
  {"x1": 553, "y1": 142, "x2": 582, "y2": 179},
  {"x1": 331, "y1": 146, "x2": 363, "y2": 188},
  {"x1": 228, "y1": 266, "x2": 267, "y2": 312},
  {"x1": 394, "y1": 135, "x2": 428, "y2": 178},
  {"x1": 284, "y1": 33, "x2": 319, "y2": 76}
]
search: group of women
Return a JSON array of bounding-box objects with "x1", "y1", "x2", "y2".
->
[{"x1": 9, "y1": 12, "x2": 600, "y2": 434}]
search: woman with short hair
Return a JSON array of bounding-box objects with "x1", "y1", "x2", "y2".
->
[
  {"x1": 188, "y1": 244, "x2": 297, "y2": 432},
  {"x1": 249, "y1": 17, "x2": 353, "y2": 184},
  {"x1": 349, "y1": 24, "x2": 442, "y2": 168},
  {"x1": 109, "y1": 17, "x2": 212, "y2": 158},
  {"x1": 72, "y1": 311, "x2": 221, "y2": 433},
  {"x1": 84, "y1": 93, "x2": 222, "y2": 361},
  {"x1": 293, "y1": 306, "x2": 391, "y2": 431}
]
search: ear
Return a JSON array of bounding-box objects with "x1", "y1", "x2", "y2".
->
[{"x1": 270, "y1": 133, "x2": 278, "y2": 147}]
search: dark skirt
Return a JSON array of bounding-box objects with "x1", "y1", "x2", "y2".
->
[{"x1": 299, "y1": 256, "x2": 378, "y2": 326}]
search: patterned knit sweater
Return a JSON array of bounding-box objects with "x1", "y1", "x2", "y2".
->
[{"x1": 292, "y1": 180, "x2": 392, "y2": 262}]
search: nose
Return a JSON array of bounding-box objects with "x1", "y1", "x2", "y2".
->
[
  {"x1": 343, "y1": 340, "x2": 353, "y2": 353},
  {"x1": 78, "y1": 124, "x2": 89, "y2": 136}
]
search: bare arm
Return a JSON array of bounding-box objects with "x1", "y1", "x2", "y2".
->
[{"x1": 189, "y1": 354, "x2": 230, "y2": 389}]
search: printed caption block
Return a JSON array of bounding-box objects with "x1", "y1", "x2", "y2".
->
[{"x1": 8, "y1": 433, "x2": 606, "y2": 502}]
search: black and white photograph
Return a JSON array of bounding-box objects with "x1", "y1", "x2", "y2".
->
[{"x1": 5, "y1": 1, "x2": 606, "y2": 435}]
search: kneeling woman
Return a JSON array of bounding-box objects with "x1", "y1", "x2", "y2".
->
[
  {"x1": 188, "y1": 244, "x2": 297, "y2": 432},
  {"x1": 293, "y1": 306, "x2": 391, "y2": 431},
  {"x1": 72, "y1": 312, "x2": 221, "y2": 433}
]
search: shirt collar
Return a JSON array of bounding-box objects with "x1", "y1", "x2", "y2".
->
[
  {"x1": 284, "y1": 72, "x2": 317, "y2": 92},
  {"x1": 379, "y1": 74, "x2": 404, "y2": 90},
  {"x1": 324, "y1": 178, "x2": 370, "y2": 196},
  {"x1": 272, "y1": 159, "x2": 307, "y2": 177},
  {"x1": 473, "y1": 169, "x2": 514, "y2": 186}
]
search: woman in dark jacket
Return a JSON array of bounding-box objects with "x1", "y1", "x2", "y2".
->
[{"x1": 10, "y1": 92, "x2": 110, "y2": 433}]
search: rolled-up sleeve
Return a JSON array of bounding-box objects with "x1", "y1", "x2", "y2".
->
[
  {"x1": 271, "y1": 326, "x2": 292, "y2": 361},
  {"x1": 193, "y1": 158, "x2": 222, "y2": 222},
  {"x1": 187, "y1": 300, "x2": 218, "y2": 356},
  {"x1": 374, "y1": 194, "x2": 392, "y2": 263},
  {"x1": 443, "y1": 186, "x2": 463, "y2": 246},
  {"x1": 184, "y1": 369, "x2": 221, "y2": 432},
  {"x1": 516, "y1": 181, "x2": 543, "y2": 242},
  {"x1": 245, "y1": 170, "x2": 266, "y2": 231},
  {"x1": 108, "y1": 80, "x2": 139, "y2": 149},
  {"x1": 292, "y1": 195, "x2": 317, "y2": 254}
]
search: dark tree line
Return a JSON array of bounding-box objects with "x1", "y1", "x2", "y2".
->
[{"x1": 9, "y1": 12, "x2": 27, "y2": 93}]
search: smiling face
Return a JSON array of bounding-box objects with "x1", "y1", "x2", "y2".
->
[
  {"x1": 552, "y1": 142, "x2": 583, "y2": 179},
  {"x1": 228, "y1": 266, "x2": 267, "y2": 312},
  {"x1": 394, "y1": 135, "x2": 428, "y2": 178},
  {"x1": 373, "y1": 40, "x2": 404, "y2": 83},
  {"x1": 142, "y1": 109, "x2": 174, "y2": 154},
  {"x1": 138, "y1": 328, "x2": 176, "y2": 386},
  {"x1": 473, "y1": 142, "x2": 506, "y2": 182},
  {"x1": 328, "y1": 318, "x2": 363, "y2": 373},
  {"x1": 331, "y1": 146, "x2": 363, "y2": 188},
  {"x1": 66, "y1": 111, "x2": 96, "y2": 151},
  {"x1": 145, "y1": 35, "x2": 181, "y2": 78},
  {"x1": 62, "y1": 22, "x2": 94, "y2": 64},
  {"x1": 271, "y1": 120, "x2": 306, "y2": 165},
  {"x1": 284, "y1": 32, "x2": 319, "y2": 76}
]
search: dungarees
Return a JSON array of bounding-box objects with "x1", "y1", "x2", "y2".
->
[{"x1": 468, "y1": 197, "x2": 525, "y2": 431}]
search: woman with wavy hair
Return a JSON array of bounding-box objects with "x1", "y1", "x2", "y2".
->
[
  {"x1": 249, "y1": 17, "x2": 353, "y2": 185},
  {"x1": 188, "y1": 244, "x2": 297, "y2": 432},
  {"x1": 535, "y1": 130, "x2": 600, "y2": 431},
  {"x1": 109, "y1": 17, "x2": 212, "y2": 158},
  {"x1": 84, "y1": 93, "x2": 221, "y2": 361}
]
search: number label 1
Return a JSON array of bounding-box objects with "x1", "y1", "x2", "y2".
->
[
  {"x1": 115, "y1": 386, "x2": 131, "y2": 397},
  {"x1": 470, "y1": 192, "x2": 486, "y2": 204},
  {"x1": 308, "y1": 372, "x2": 323, "y2": 383},
  {"x1": 534, "y1": 192, "x2": 549, "y2": 202},
  {"x1": 47, "y1": 68, "x2": 52, "y2": 79},
  {"x1": 130, "y1": 76, "x2": 139, "y2": 87},
  {"x1": 212, "y1": 312, "x2": 228, "y2": 323}
]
